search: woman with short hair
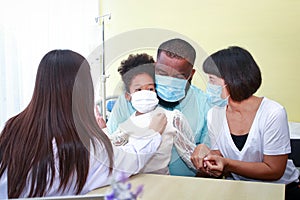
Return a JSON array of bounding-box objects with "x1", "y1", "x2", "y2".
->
[{"x1": 191, "y1": 46, "x2": 300, "y2": 200}]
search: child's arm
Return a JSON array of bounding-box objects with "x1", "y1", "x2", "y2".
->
[{"x1": 172, "y1": 110, "x2": 197, "y2": 170}]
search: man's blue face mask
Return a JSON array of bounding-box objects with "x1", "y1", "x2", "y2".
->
[
  {"x1": 206, "y1": 82, "x2": 228, "y2": 107},
  {"x1": 155, "y1": 75, "x2": 187, "y2": 102}
]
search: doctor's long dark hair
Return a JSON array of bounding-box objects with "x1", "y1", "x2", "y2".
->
[{"x1": 0, "y1": 50, "x2": 113, "y2": 198}]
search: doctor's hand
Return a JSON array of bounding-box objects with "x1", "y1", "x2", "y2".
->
[
  {"x1": 149, "y1": 113, "x2": 167, "y2": 135},
  {"x1": 95, "y1": 105, "x2": 107, "y2": 129}
]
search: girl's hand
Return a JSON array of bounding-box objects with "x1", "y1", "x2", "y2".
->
[
  {"x1": 149, "y1": 113, "x2": 167, "y2": 134},
  {"x1": 191, "y1": 144, "x2": 211, "y2": 171}
]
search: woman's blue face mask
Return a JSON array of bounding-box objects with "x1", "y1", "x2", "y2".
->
[
  {"x1": 206, "y1": 82, "x2": 228, "y2": 107},
  {"x1": 155, "y1": 75, "x2": 187, "y2": 102}
]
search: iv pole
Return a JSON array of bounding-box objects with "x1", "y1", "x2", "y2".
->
[{"x1": 95, "y1": 13, "x2": 111, "y2": 122}]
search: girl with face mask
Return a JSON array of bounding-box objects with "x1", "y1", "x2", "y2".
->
[{"x1": 104, "y1": 54, "x2": 197, "y2": 175}]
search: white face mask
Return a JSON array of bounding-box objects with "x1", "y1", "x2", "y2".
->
[{"x1": 130, "y1": 90, "x2": 159, "y2": 113}]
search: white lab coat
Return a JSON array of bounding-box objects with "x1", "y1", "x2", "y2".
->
[{"x1": 0, "y1": 134, "x2": 161, "y2": 198}]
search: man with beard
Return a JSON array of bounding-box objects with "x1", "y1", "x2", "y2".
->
[{"x1": 106, "y1": 38, "x2": 224, "y2": 176}]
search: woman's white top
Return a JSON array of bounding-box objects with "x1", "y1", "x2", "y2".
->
[
  {"x1": 208, "y1": 97, "x2": 299, "y2": 184},
  {"x1": 0, "y1": 133, "x2": 161, "y2": 198}
]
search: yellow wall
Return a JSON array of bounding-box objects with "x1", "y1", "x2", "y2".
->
[{"x1": 99, "y1": 0, "x2": 300, "y2": 122}]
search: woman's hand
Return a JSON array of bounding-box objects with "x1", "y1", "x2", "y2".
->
[
  {"x1": 95, "y1": 105, "x2": 107, "y2": 128},
  {"x1": 203, "y1": 154, "x2": 226, "y2": 177},
  {"x1": 149, "y1": 113, "x2": 167, "y2": 135}
]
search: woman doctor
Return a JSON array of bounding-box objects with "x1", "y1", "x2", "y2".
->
[{"x1": 0, "y1": 49, "x2": 166, "y2": 198}]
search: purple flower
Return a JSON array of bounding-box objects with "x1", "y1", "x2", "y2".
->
[
  {"x1": 105, "y1": 173, "x2": 144, "y2": 200},
  {"x1": 132, "y1": 185, "x2": 144, "y2": 198}
]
